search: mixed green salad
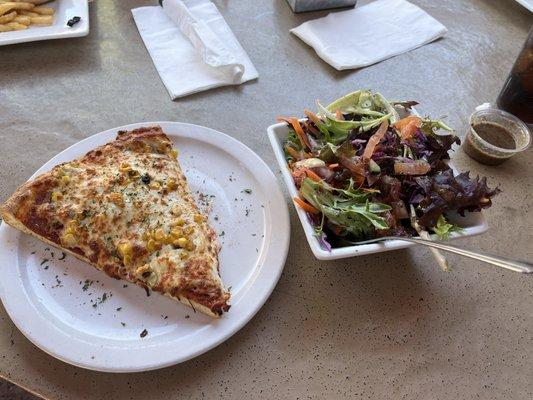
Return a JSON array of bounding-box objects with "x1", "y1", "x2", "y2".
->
[{"x1": 280, "y1": 90, "x2": 499, "y2": 250}]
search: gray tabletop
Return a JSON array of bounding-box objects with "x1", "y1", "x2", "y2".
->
[{"x1": 1, "y1": 1, "x2": 532, "y2": 399}]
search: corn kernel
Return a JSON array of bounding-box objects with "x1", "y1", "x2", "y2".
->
[
  {"x1": 177, "y1": 237, "x2": 188, "y2": 248},
  {"x1": 60, "y1": 175, "x2": 70, "y2": 186},
  {"x1": 65, "y1": 220, "x2": 79, "y2": 235},
  {"x1": 147, "y1": 239, "x2": 156, "y2": 252},
  {"x1": 186, "y1": 242, "x2": 196, "y2": 251},
  {"x1": 66, "y1": 220, "x2": 78, "y2": 229},
  {"x1": 171, "y1": 206, "x2": 182, "y2": 215},
  {"x1": 62, "y1": 233, "x2": 76, "y2": 247},
  {"x1": 51, "y1": 191, "x2": 63, "y2": 202},
  {"x1": 149, "y1": 181, "x2": 161, "y2": 190},
  {"x1": 147, "y1": 239, "x2": 161, "y2": 252},
  {"x1": 171, "y1": 227, "x2": 183, "y2": 237},
  {"x1": 193, "y1": 214, "x2": 204, "y2": 223},
  {"x1": 171, "y1": 218, "x2": 185, "y2": 227},
  {"x1": 154, "y1": 228, "x2": 165, "y2": 241},
  {"x1": 119, "y1": 162, "x2": 131, "y2": 172},
  {"x1": 117, "y1": 242, "x2": 133, "y2": 258},
  {"x1": 166, "y1": 178, "x2": 177, "y2": 191},
  {"x1": 170, "y1": 149, "x2": 178, "y2": 159},
  {"x1": 164, "y1": 234, "x2": 174, "y2": 245}
]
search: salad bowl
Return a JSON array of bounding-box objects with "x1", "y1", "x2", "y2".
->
[{"x1": 268, "y1": 106, "x2": 489, "y2": 260}]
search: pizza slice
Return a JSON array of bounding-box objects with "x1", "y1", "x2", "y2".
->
[{"x1": 1, "y1": 126, "x2": 230, "y2": 317}]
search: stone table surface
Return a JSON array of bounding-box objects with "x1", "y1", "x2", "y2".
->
[{"x1": 0, "y1": 0, "x2": 532, "y2": 399}]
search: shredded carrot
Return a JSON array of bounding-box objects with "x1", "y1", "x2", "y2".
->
[
  {"x1": 277, "y1": 116, "x2": 312, "y2": 150},
  {"x1": 401, "y1": 120, "x2": 421, "y2": 140},
  {"x1": 294, "y1": 197, "x2": 319, "y2": 214},
  {"x1": 362, "y1": 121, "x2": 389, "y2": 159},
  {"x1": 328, "y1": 163, "x2": 340, "y2": 169},
  {"x1": 304, "y1": 109, "x2": 321, "y2": 125},
  {"x1": 335, "y1": 110, "x2": 344, "y2": 120},
  {"x1": 286, "y1": 146, "x2": 301, "y2": 160},
  {"x1": 304, "y1": 169, "x2": 322, "y2": 182},
  {"x1": 393, "y1": 115, "x2": 421, "y2": 130},
  {"x1": 393, "y1": 115, "x2": 422, "y2": 140},
  {"x1": 289, "y1": 118, "x2": 312, "y2": 150},
  {"x1": 355, "y1": 175, "x2": 365, "y2": 188}
]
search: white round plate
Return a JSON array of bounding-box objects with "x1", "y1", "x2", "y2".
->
[{"x1": 0, "y1": 122, "x2": 290, "y2": 372}]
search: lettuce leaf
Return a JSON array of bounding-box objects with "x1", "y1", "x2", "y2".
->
[
  {"x1": 299, "y1": 178, "x2": 390, "y2": 238},
  {"x1": 314, "y1": 91, "x2": 395, "y2": 144},
  {"x1": 431, "y1": 214, "x2": 463, "y2": 240}
]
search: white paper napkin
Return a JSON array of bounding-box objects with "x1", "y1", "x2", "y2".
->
[
  {"x1": 290, "y1": 0, "x2": 447, "y2": 71},
  {"x1": 132, "y1": 0, "x2": 258, "y2": 99}
]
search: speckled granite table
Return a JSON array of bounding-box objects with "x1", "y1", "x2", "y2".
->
[{"x1": 0, "y1": 1, "x2": 532, "y2": 399}]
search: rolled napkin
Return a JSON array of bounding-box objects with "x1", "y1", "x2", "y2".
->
[
  {"x1": 290, "y1": 0, "x2": 447, "y2": 70},
  {"x1": 132, "y1": 0, "x2": 258, "y2": 99}
]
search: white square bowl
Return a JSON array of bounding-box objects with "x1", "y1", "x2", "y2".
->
[
  {"x1": 267, "y1": 121, "x2": 488, "y2": 260},
  {"x1": 0, "y1": 0, "x2": 89, "y2": 47}
]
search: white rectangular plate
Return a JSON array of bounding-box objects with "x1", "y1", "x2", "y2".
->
[
  {"x1": 268, "y1": 121, "x2": 488, "y2": 260},
  {"x1": 0, "y1": 0, "x2": 89, "y2": 47}
]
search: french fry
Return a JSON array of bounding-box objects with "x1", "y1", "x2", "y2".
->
[
  {"x1": 29, "y1": 14, "x2": 52, "y2": 25},
  {"x1": 0, "y1": 0, "x2": 53, "y2": 33},
  {"x1": 33, "y1": 6, "x2": 53, "y2": 15},
  {"x1": 13, "y1": 14, "x2": 30, "y2": 25},
  {"x1": 0, "y1": 9, "x2": 15, "y2": 22},
  {"x1": 19, "y1": 9, "x2": 37, "y2": 17},
  {"x1": 0, "y1": 3, "x2": 12, "y2": 14},
  {"x1": 0, "y1": 2, "x2": 34, "y2": 15},
  {"x1": 6, "y1": 20, "x2": 27, "y2": 30}
]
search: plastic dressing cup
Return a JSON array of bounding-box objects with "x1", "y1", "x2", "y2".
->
[{"x1": 462, "y1": 106, "x2": 531, "y2": 165}]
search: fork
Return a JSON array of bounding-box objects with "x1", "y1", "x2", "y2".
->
[{"x1": 354, "y1": 236, "x2": 533, "y2": 274}]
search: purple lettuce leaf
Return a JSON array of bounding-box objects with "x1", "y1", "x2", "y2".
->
[
  {"x1": 414, "y1": 170, "x2": 500, "y2": 228},
  {"x1": 317, "y1": 232, "x2": 332, "y2": 252}
]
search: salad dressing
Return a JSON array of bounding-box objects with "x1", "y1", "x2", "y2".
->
[
  {"x1": 474, "y1": 123, "x2": 516, "y2": 150},
  {"x1": 463, "y1": 122, "x2": 517, "y2": 165},
  {"x1": 463, "y1": 107, "x2": 531, "y2": 166}
]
